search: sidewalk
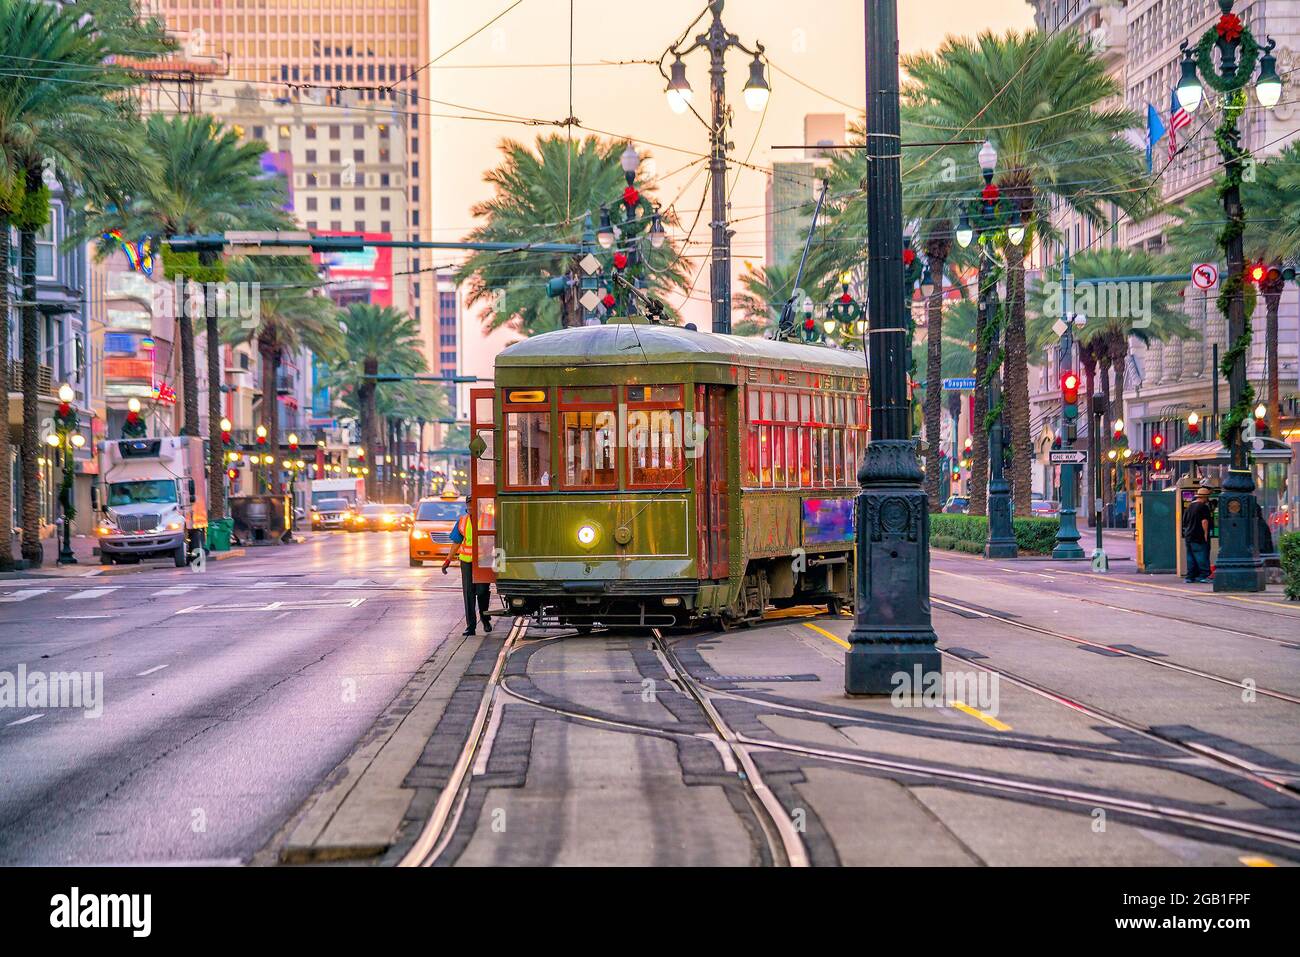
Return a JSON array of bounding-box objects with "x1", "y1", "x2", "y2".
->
[{"x1": 3, "y1": 532, "x2": 252, "y2": 578}]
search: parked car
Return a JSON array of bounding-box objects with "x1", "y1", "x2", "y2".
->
[
  {"x1": 942, "y1": 495, "x2": 969, "y2": 514},
  {"x1": 310, "y1": 497, "x2": 352, "y2": 530},
  {"x1": 1031, "y1": 494, "x2": 1060, "y2": 517}
]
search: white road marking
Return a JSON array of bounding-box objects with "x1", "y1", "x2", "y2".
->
[
  {"x1": 0, "y1": 588, "x2": 51, "y2": 603},
  {"x1": 56, "y1": 615, "x2": 111, "y2": 620},
  {"x1": 65, "y1": 587, "x2": 118, "y2": 600},
  {"x1": 152, "y1": 585, "x2": 197, "y2": 596},
  {"x1": 252, "y1": 581, "x2": 285, "y2": 589},
  {"x1": 136, "y1": 665, "x2": 169, "y2": 677},
  {"x1": 6, "y1": 714, "x2": 44, "y2": 727},
  {"x1": 331, "y1": 578, "x2": 367, "y2": 588},
  {"x1": 80, "y1": 569, "x2": 104, "y2": 577}
]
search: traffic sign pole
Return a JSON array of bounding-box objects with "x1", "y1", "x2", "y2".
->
[{"x1": 1053, "y1": 245, "x2": 1085, "y2": 561}]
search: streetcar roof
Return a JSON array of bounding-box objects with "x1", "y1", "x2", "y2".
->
[{"x1": 496, "y1": 322, "x2": 868, "y2": 375}]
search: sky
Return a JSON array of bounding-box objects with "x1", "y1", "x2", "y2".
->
[{"x1": 429, "y1": 0, "x2": 1036, "y2": 329}]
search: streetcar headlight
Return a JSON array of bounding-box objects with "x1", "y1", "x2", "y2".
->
[{"x1": 576, "y1": 523, "x2": 597, "y2": 546}]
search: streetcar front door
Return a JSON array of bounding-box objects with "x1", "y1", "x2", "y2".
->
[
  {"x1": 695, "y1": 384, "x2": 731, "y2": 580},
  {"x1": 470, "y1": 388, "x2": 497, "y2": 585}
]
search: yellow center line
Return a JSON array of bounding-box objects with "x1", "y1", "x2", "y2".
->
[
  {"x1": 797, "y1": 623, "x2": 1012, "y2": 731},
  {"x1": 948, "y1": 700, "x2": 1012, "y2": 732},
  {"x1": 801, "y1": 621, "x2": 850, "y2": 649},
  {"x1": 1239, "y1": 855, "x2": 1276, "y2": 867}
]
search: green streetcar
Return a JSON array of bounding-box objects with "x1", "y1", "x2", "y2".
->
[{"x1": 468, "y1": 321, "x2": 867, "y2": 629}]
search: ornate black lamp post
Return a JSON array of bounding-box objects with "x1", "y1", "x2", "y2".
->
[
  {"x1": 955, "y1": 141, "x2": 1024, "y2": 559},
  {"x1": 595, "y1": 146, "x2": 666, "y2": 320},
  {"x1": 845, "y1": 0, "x2": 939, "y2": 695},
  {"x1": 1175, "y1": 0, "x2": 1281, "y2": 592},
  {"x1": 662, "y1": 0, "x2": 768, "y2": 333},
  {"x1": 47, "y1": 384, "x2": 84, "y2": 565}
]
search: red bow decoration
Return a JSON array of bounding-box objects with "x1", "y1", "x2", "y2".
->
[
  {"x1": 126, "y1": 411, "x2": 139, "y2": 424},
  {"x1": 58, "y1": 402, "x2": 70, "y2": 417},
  {"x1": 623, "y1": 186, "x2": 640, "y2": 207},
  {"x1": 981, "y1": 182, "x2": 1000, "y2": 204},
  {"x1": 902, "y1": 248, "x2": 916, "y2": 267},
  {"x1": 1216, "y1": 13, "x2": 1243, "y2": 42},
  {"x1": 601, "y1": 293, "x2": 616, "y2": 308},
  {"x1": 613, "y1": 252, "x2": 628, "y2": 270},
  {"x1": 840, "y1": 292, "x2": 853, "y2": 303}
]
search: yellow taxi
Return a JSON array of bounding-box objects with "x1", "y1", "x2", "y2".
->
[{"x1": 408, "y1": 490, "x2": 468, "y2": 567}]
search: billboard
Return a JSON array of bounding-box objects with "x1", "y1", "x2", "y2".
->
[{"x1": 312, "y1": 231, "x2": 393, "y2": 307}]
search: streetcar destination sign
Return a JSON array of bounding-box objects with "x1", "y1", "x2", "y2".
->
[{"x1": 1049, "y1": 449, "x2": 1088, "y2": 465}]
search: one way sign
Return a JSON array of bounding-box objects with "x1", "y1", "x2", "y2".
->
[{"x1": 1049, "y1": 449, "x2": 1088, "y2": 465}]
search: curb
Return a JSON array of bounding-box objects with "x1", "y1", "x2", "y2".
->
[{"x1": 270, "y1": 626, "x2": 483, "y2": 865}]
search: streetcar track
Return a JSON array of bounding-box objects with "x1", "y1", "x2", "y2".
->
[{"x1": 932, "y1": 595, "x2": 1300, "y2": 706}]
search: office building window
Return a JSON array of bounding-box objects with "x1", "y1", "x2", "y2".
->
[
  {"x1": 329, "y1": 149, "x2": 341, "y2": 164},
  {"x1": 380, "y1": 196, "x2": 390, "y2": 211},
  {"x1": 354, "y1": 221, "x2": 365, "y2": 232},
  {"x1": 353, "y1": 124, "x2": 364, "y2": 138},
  {"x1": 329, "y1": 197, "x2": 341, "y2": 211},
  {"x1": 330, "y1": 221, "x2": 341, "y2": 231},
  {"x1": 305, "y1": 124, "x2": 317, "y2": 139},
  {"x1": 35, "y1": 207, "x2": 57, "y2": 279},
  {"x1": 354, "y1": 196, "x2": 365, "y2": 211},
  {"x1": 306, "y1": 197, "x2": 318, "y2": 211},
  {"x1": 328, "y1": 124, "x2": 340, "y2": 139},
  {"x1": 353, "y1": 149, "x2": 364, "y2": 163},
  {"x1": 380, "y1": 220, "x2": 390, "y2": 233},
  {"x1": 305, "y1": 149, "x2": 316, "y2": 163}
]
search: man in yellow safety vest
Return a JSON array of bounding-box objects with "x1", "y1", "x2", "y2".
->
[{"x1": 442, "y1": 493, "x2": 491, "y2": 636}]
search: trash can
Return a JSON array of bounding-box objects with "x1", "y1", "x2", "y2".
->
[{"x1": 207, "y1": 518, "x2": 234, "y2": 552}]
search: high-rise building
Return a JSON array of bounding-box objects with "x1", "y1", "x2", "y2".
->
[
  {"x1": 764, "y1": 114, "x2": 844, "y2": 271},
  {"x1": 146, "y1": 0, "x2": 436, "y2": 368},
  {"x1": 1027, "y1": 1, "x2": 1298, "y2": 525}
]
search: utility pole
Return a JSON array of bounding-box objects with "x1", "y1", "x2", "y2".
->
[
  {"x1": 1053, "y1": 246, "x2": 1085, "y2": 560},
  {"x1": 845, "y1": 0, "x2": 939, "y2": 695},
  {"x1": 663, "y1": 0, "x2": 768, "y2": 334}
]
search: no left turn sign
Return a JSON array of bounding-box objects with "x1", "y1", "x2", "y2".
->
[{"x1": 1192, "y1": 263, "x2": 1219, "y2": 290}]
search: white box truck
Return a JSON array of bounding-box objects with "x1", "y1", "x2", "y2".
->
[{"x1": 93, "y1": 437, "x2": 207, "y2": 566}]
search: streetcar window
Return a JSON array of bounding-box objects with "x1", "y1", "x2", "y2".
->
[
  {"x1": 474, "y1": 429, "x2": 495, "y2": 487},
  {"x1": 759, "y1": 424, "x2": 772, "y2": 486},
  {"x1": 747, "y1": 389, "x2": 759, "y2": 423},
  {"x1": 772, "y1": 425, "x2": 786, "y2": 486},
  {"x1": 561, "y1": 410, "x2": 617, "y2": 489},
  {"x1": 800, "y1": 393, "x2": 811, "y2": 423},
  {"x1": 504, "y1": 412, "x2": 551, "y2": 490},
  {"x1": 626, "y1": 385, "x2": 685, "y2": 488}
]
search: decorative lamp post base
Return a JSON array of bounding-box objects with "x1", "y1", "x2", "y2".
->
[
  {"x1": 846, "y1": 441, "x2": 941, "y2": 696},
  {"x1": 985, "y1": 487, "x2": 1018, "y2": 559},
  {"x1": 1214, "y1": 484, "x2": 1266, "y2": 592}
]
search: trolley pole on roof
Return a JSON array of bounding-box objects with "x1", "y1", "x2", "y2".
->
[{"x1": 845, "y1": 0, "x2": 940, "y2": 695}]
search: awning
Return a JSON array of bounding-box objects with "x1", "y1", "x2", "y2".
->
[{"x1": 1168, "y1": 437, "x2": 1294, "y2": 463}]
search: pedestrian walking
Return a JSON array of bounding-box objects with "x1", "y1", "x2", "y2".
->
[
  {"x1": 1182, "y1": 485, "x2": 1214, "y2": 583},
  {"x1": 442, "y1": 494, "x2": 492, "y2": 635}
]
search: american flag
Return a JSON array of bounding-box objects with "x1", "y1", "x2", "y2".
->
[{"x1": 1169, "y1": 89, "x2": 1191, "y2": 159}]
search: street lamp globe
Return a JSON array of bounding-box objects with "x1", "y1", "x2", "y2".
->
[
  {"x1": 920, "y1": 263, "x2": 935, "y2": 298},
  {"x1": 127, "y1": 397, "x2": 141, "y2": 414},
  {"x1": 648, "y1": 212, "x2": 666, "y2": 249},
  {"x1": 1256, "y1": 46, "x2": 1283, "y2": 109},
  {"x1": 596, "y1": 207, "x2": 615, "y2": 250},
  {"x1": 70, "y1": 433, "x2": 85, "y2": 449},
  {"x1": 45, "y1": 432, "x2": 60, "y2": 447},
  {"x1": 742, "y1": 54, "x2": 770, "y2": 112},
  {"x1": 220, "y1": 418, "x2": 232, "y2": 433},
  {"x1": 1176, "y1": 51, "x2": 1203, "y2": 115},
  {"x1": 955, "y1": 214, "x2": 974, "y2": 249},
  {"x1": 978, "y1": 139, "x2": 998, "y2": 176},
  {"x1": 620, "y1": 144, "x2": 640, "y2": 177},
  {"x1": 1254, "y1": 402, "x2": 1267, "y2": 420},
  {"x1": 256, "y1": 424, "x2": 267, "y2": 439},
  {"x1": 665, "y1": 57, "x2": 692, "y2": 114},
  {"x1": 57, "y1": 383, "x2": 75, "y2": 403},
  {"x1": 1007, "y1": 212, "x2": 1026, "y2": 247},
  {"x1": 822, "y1": 318, "x2": 838, "y2": 335}
]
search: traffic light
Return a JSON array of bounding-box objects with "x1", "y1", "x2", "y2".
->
[
  {"x1": 1152, "y1": 432, "x2": 1164, "y2": 453},
  {"x1": 226, "y1": 467, "x2": 238, "y2": 481},
  {"x1": 1061, "y1": 370, "x2": 1080, "y2": 441},
  {"x1": 1247, "y1": 261, "x2": 1266, "y2": 285}
]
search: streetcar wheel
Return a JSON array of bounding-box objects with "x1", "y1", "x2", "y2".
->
[{"x1": 826, "y1": 597, "x2": 843, "y2": 616}]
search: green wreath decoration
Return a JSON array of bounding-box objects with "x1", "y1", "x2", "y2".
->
[
  {"x1": 826, "y1": 294, "x2": 862, "y2": 326},
  {"x1": 1195, "y1": 26, "x2": 1260, "y2": 95}
]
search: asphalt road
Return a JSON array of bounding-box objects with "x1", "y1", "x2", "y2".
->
[{"x1": 0, "y1": 531, "x2": 463, "y2": 865}]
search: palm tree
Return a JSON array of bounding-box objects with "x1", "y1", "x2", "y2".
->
[
  {"x1": 324, "y1": 304, "x2": 424, "y2": 499},
  {"x1": 86, "y1": 113, "x2": 287, "y2": 520},
  {"x1": 734, "y1": 259, "x2": 802, "y2": 336},
  {"x1": 0, "y1": 0, "x2": 167, "y2": 567},
  {"x1": 458, "y1": 134, "x2": 688, "y2": 335},
  {"x1": 1027, "y1": 248, "x2": 1194, "y2": 510},
  {"x1": 225, "y1": 257, "x2": 343, "y2": 474},
  {"x1": 904, "y1": 30, "x2": 1152, "y2": 516},
  {"x1": 1168, "y1": 143, "x2": 1300, "y2": 436}
]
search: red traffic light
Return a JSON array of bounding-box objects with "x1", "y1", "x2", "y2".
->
[
  {"x1": 226, "y1": 468, "x2": 238, "y2": 481},
  {"x1": 1248, "y1": 262, "x2": 1266, "y2": 284},
  {"x1": 1060, "y1": 370, "x2": 1080, "y2": 402},
  {"x1": 1152, "y1": 433, "x2": 1164, "y2": 449}
]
